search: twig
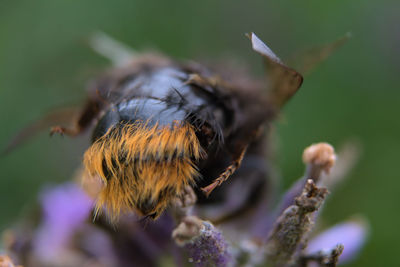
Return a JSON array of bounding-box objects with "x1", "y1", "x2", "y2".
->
[
  {"x1": 265, "y1": 180, "x2": 329, "y2": 266},
  {"x1": 299, "y1": 244, "x2": 344, "y2": 267}
]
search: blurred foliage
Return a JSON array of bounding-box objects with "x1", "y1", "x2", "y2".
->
[{"x1": 0, "y1": 0, "x2": 399, "y2": 266}]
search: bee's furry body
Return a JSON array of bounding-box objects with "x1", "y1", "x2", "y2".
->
[
  {"x1": 47, "y1": 34, "x2": 302, "y2": 221},
  {"x1": 79, "y1": 56, "x2": 272, "y2": 219}
]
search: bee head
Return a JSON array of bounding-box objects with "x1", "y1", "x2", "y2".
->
[{"x1": 83, "y1": 119, "x2": 205, "y2": 221}]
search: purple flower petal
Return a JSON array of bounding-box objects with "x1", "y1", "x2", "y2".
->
[
  {"x1": 33, "y1": 182, "x2": 94, "y2": 260},
  {"x1": 307, "y1": 218, "x2": 369, "y2": 264}
]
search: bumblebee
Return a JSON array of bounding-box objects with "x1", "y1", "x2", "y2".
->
[{"x1": 7, "y1": 33, "x2": 303, "y2": 221}]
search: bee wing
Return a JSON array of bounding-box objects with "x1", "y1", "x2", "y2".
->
[
  {"x1": 88, "y1": 31, "x2": 137, "y2": 66},
  {"x1": 247, "y1": 32, "x2": 303, "y2": 108},
  {"x1": 2, "y1": 106, "x2": 82, "y2": 155},
  {"x1": 291, "y1": 32, "x2": 351, "y2": 75}
]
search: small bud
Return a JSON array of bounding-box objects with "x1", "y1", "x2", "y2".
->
[
  {"x1": 172, "y1": 216, "x2": 203, "y2": 246},
  {"x1": 303, "y1": 143, "x2": 336, "y2": 174},
  {"x1": 0, "y1": 255, "x2": 21, "y2": 267},
  {"x1": 172, "y1": 216, "x2": 232, "y2": 266}
]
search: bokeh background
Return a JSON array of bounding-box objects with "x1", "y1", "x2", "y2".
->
[{"x1": 0, "y1": 0, "x2": 398, "y2": 266}]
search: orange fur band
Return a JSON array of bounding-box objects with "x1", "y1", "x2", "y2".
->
[{"x1": 83, "y1": 120, "x2": 204, "y2": 221}]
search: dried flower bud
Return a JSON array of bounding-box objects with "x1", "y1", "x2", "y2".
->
[
  {"x1": 172, "y1": 216, "x2": 232, "y2": 266},
  {"x1": 172, "y1": 216, "x2": 204, "y2": 246},
  {"x1": 303, "y1": 143, "x2": 336, "y2": 175},
  {"x1": 0, "y1": 255, "x2": 21, "y2": 267}
]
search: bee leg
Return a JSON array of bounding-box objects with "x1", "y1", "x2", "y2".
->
[
  {"x1": 49, "y1": 125, "x2": 78, "y2": 136},
  {"x1": 50, "y1": 99, "x2": 101, "y2": 137},
  {"x1": 201, "y1": 145, "x2": 248, "y2": 197}
]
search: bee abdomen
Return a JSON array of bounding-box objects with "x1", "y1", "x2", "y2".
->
[{"x1": 84, "y1": 120, "x2": 204, "y2": 220}]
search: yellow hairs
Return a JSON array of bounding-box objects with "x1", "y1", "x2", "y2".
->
[{"x1": 83, "y1": 120, "x2": 204, "y2": 221}]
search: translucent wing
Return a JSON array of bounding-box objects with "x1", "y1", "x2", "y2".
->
[
  {"x1": 293, "y1": 32, "x2": 351, "y2": 75},
  {"x1": 247, "y1": 32, "x2": 304, "y2": 108}
]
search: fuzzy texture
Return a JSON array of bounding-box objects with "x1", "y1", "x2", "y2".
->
[
  {"x1": 185, "y1": 221, "x2": 232, "y2": 267},
  {"x1": 265, "y1": 180, "x2": 329, "y2": 266},
  {"x1": 172, "y1": 216, "x2": 232, "y2": 267},
  {"x1": 2, "y1": 33, "x2": 369, "y2": 267},
  {"x1": 83, "y1": 120, "x2": 204, "y2": 220}
]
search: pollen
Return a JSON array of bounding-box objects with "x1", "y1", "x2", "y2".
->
[{"x1": 83, "y1": 120, "x2": 204, "y2": 221}]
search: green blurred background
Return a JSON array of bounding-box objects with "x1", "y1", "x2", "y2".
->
[{"x1": 0, "y1": 0, "x2": 398, "y2": 266}]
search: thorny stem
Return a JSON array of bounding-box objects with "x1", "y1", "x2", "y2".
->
[
  {"x1": 299, "y1": 244, "x2": 344, "y2": 267},
  {"x1": 277, "y1": 143, "x2": 336, "y2": 220},
  {"x1": 265, "y1": 143, "x2": 336, "y2": 266},
  {"x1": 265, "y1": 180, "x2": 329, "y2": 266}
]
